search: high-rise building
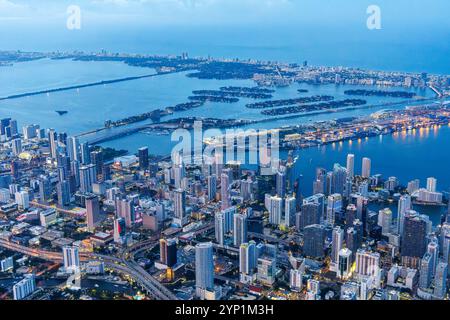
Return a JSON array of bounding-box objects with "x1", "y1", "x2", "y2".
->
[
  {"x1": 80, "y1": 142, "x2": 91, "y2": 165},
  {"x1": 299, "y1": 202, "x2": 320, "y2": 230},
  {"x1": 284, "y1": 195, "x2": 296, "y2": 227},
  {"x1": 86, "y1": 195, "x2": 101, "y2": 232},
  {"x1": 434, "y1": 261, "x2": 448, "y2": 299},
  {"x1": 67, "y1": 136, "x2": 80, "y2": 162},
  {"x1": 419, "y1": 253, "x2": 433, "y2": 289},
  {"x1": 239, "y1": 241, "x2": 257, "y2": 276},
  {"x1": 326, "y1": 193, "x2": 342, "y2": 226},
  {"x1": 332, "y1": 226, "x2": 344, "y2": 264},
  {"x1": 63, "y1": 246, "x2": 80, "y2": 273},
  {"x1": 90, "y1": 149, "x2": 104, "y2": 180},
  {"x1": 214, "y1": 212, "x2": 225, "y2": 245},
  {"x1": 138, "y1": 147, "x2": 149, "y2": 170},
  {"x1": 48, "y1": 128, "x2": 58, "y2": 159},
  {"x1": 207, "y1": 175, "x2": 217, "y2": 201},
  {"x1": 303, "y1": 224, "x2": 326, "y2": 259},
  {"x1": 268, "y1": 195, "x2": 283, "y2": 226},
  {"x1": 79, "y1": 164, "x2": 96, "y2": 193},
  {"x1": 173, "y1": 188, "x2": 186, "y2": 224},
  {"x1": 276, "y1": 170, "x2": 286, "y2": 197},
  {"x1": 346, "y1": 154, "x2": 355, "y2": 178},
  {"x1": 220, "y1": 173, "x2": 231, "y2": 210},
  {"x1": 12, "y1": 138, "x2": 22, "y2": 156},
  {"x1": 401, "y1": 211, "x2": 429, "y2": 268},
  {"x1": 113, "y1": 217, "x2": 126, "y2": 244},
  {"x1": 115, "y1": 197, "x2": 135, "y2": 228},
  {"x1": 337, "y1": 248, "x2": 352, "y2": 279},
  {"x1": 290, "y1": 269, "x2": 303, "y2": 291},
  {"x1": 233, "y1": 213, "x2": 247, "y2": 247},
  {"x1": 397, "y1": 195, "x2": 411, "y2": 235},
  {"x1": 426, "y1": 177, "x2": 437, "y2": 192},
  {"x1": 362, "y1": 157, "x2": 371, "y2": 178},
  {"x1": 355, "y1": 249, "x2": 380, "y2": 285},
  {"x1": 56, "y1": 180, "x2": 71, "y2": 207},
  {"x1": 13, "y1": 274, "x2": 36, "y2": 300},
  {"x1": 332, "y1": 163, "x2": 347, "y2": 195},
  {"x1": 15, "y1": 190, "x2": 29, "y2": 209},
  {"x1": 378, "y1": 208, "x2": 392, "y2": 235},
  {"x1": 195, "y1": 242, "x2": 214, "y2": 298},
  {"x1": 160, "y1": 238, "x2": 177, "y2": 268}
]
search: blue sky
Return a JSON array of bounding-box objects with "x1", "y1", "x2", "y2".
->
[{"x1": 1, "y1": 0, "x2": 449, "y2": 27}]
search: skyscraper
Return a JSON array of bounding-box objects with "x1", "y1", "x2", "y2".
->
[
  {"x1": 67, "y1": 136, "x2": 80, "y2": 162},
  {"x1": 220, "y1": 173, "x2": 231, "y2": 210},
  {"x1": 214, "y1": 212, "x2": 225, "y2": 245},
  {"x1": 346, "y1": 154, "x2": 355, "y2": 178},
  {"x1": 326, "y1": 193, "x2": 342, "y2": 226},
  {"x1": 419, "y1": 253, "x2": 433, "y2": 289},
  {"x1": 56, "y1": 180, "x2": 71, "y2": 207},
  {"x1": 299, "y1": 202, "x2": 321, "y2": 230},
  {"x1": 362, "y1": 157, "x2": 371, "y2": 178},
  {"x1": 86, "y1": 195, "x2": 101, "y2": 232},
  {"x1": 434, "y1": 261, "x2": 448, "y2": 299},
  {"x1": 79, "y1": 164, "x2": 96, "y2": 193},
  {"x1": 397, "y1": 195, "x2": 411, "y2": 235},
  {"x1": 303, "y1": 224, "x2": 326, "y2": 259},
  {"x1": 401, "y1": 211, "x2": 429, "y2": 268},
  {"x1": 195, "y1": 242, "x2": 214, "y2": 298},
  {"x1": 138, "y1": 147, "x2": 149, "y2": 171},
  {"x1": 48, "y1": 128, "x2": 58, "y2": 159},
  {"x1": 276, "y1": 170, "x2": 286, "y2": 197},
  {"x1": 160, "y1": 238, "x2": 177, "y2": 268},
  {"x1": 239, "y1": 241, "x2": 257, "y2": 276},
  {"x1": 332, "y1": 226, "x2": 344, "y2": 265},
  {"x1": 233, "y1": 213, "x2": 247, "y2": 247},
  {"x1": 378, "y1": 208, "x2": 392, "y2": 235},
  {"x1": 63, "y1": 246, "x2": 80, "y2": 273},
  {"x1": 173, "y1": 188, "x2": 186, "y2": 224},
  {"x1": 207, "y1": 174, "x2": 217, "y2": 201}
]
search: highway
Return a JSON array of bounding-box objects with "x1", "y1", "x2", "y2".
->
[{"x1": 0, "y1": 238, "x2": 177, "y2": 300}]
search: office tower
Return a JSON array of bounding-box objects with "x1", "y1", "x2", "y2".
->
[
  {"x1": 337, "y1": 248, "x2": 352, "y2": 279},
  {"x1": 284, "y1": 195, "x2": 296, "y2": 227},
  {"x1": 63, "y1": 246, "x2": 80, "y2": 273},
  {"x1": 80, "y1": 142, "x2": 91, "y2": 165},
  {"x1": 401, "y1": 212, "x2": 428, "y2": 267},
  {"x1": 207, "y1": 175, "x2": 217, "y2": 201},
  {"x1": 303, "y1": 224, "x2": 326, "y2": 259},
  {"x1": 8, "y1": 119, "x2": 18, "y2": 137},
  {"x1": 173, "y1": 162, "x2": 185, "y2": 189},
  {"x1": 220, "y1": 172, "x2": 231, "y2": 210},
  {"x1": 15, "y1": 190, "x2": 29, "y2": 209},
  {"x1": 362, "y1": 157, "x2": 371, "y2": 178},
  {"x1": 332, "y1": 226, "x2": 344, "y2": 264},
  {"x1": 345, "y1": 204, "x2": 357, "y2": 227},
  {"x1": 427, "y1": 241, "x2": 439, "y2": 277},
  {"x1": 290, "y1": 269, "x2": 303, "y2": 291},
  {"x1": 113, "y1": 217, "x2": 126, "y2": 244},
  {"x1": 299, "y1": 202, "x2": 320, "y2": 230},
  {"x1": 326, "y1": 193, "x2": 342, "y2": 226},
  {"x1": 0, "y1": 118, "x2": 11, "y2": 136},
  {"x1": 23, "y1": 124, "x2": 38, "y2": 140},
  {"x1": 434, "y1": 262, "x2": 448, "y2": 299},
  {"x1": 427, "y1": 177, "x2": 437, "y2": 192},
  {"x1": 346, "y1": 154, "x2": 355, "y2": 178},
  {"x1": 419, "y1": 253, "x2": 433, "y2": 289},
  {"x1": 407, "y1": 179, "x2": 420, "y2": 194},
  {"x1": 239, "y1": 241, "x2": 257, "y2": 276},
  {"x1": 276, "y1": 170, "x2": 286, "y2": 197},
  {"x1": 56, "y1": 180, "x2": 71, "y2": 207},
  {"x1": 160, "y1": 238, "x2": 177, "y2": 268},
  {"x1": 346, "y1": 227, "x2": 360, "y2": 258},
  {"x1": 214, "y1": 212, "x2": 225, "y2": 245},
  {"x1": 90, "y1": 149, "x2": 104, "y2": 180},
  {"x1": 195, "y1": 242, "x2": 214, "y2": 297},
  {"x1": 86, "y1": 195, "x2": 101, "y2": 232},
  {"x1": 173, "y1": 188, "x2": 186, "y2": 222},
  {"x1": 66, "y1": 136, "x2": 80, "y2": 162},
  {"x1": 13, "y1": 274, "x2": 36, "y2": 300},
  {"x1": 138, "y1": 146, "x2": 149, "y2": 170},
  {"x1": 233, "y1": 213, "x2": 248, "y2": 247},
  {"x1": 48, "y1": 128, "x2": 58, "y2": 159},
  {"x1": 378, "y1": 208, "x2": 392, "y2": 235},
  {"x1": 38, "y1": 177, "x2": 52, "y2": 204},
  {"x1": 332, "y1": 163, "x2": 347, "y2": 195},
  {"x1": 115, "y1": 198, "x2": 135, "y2": 228},
  {"x1": 314, "y1": 168, "x2": 326, "y2": 195},
  {"x1": 79, "y1": 164, "x2": 96, "y2": 193},
  {"x1": 70, "y1": 160, "x2": 80, "y2": 187},
  {"x1": 268, "y1": 195, "x2": 283, "y2": 226},
  {"x1": 12, "y1": 139, "x2": 22, "y2": 156},
  {"x1": 397, "y1": 195, "x2": 411, "y2": 235},
  {"x1": 257, "y1": 256, "x2": 277, "y2": 286},
  {"x1": 356, "y1": 249, "x2": 381, "y2": 281},
  {"x1": 240, "y1": 178, "x2": 255, "y2": 202}
]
